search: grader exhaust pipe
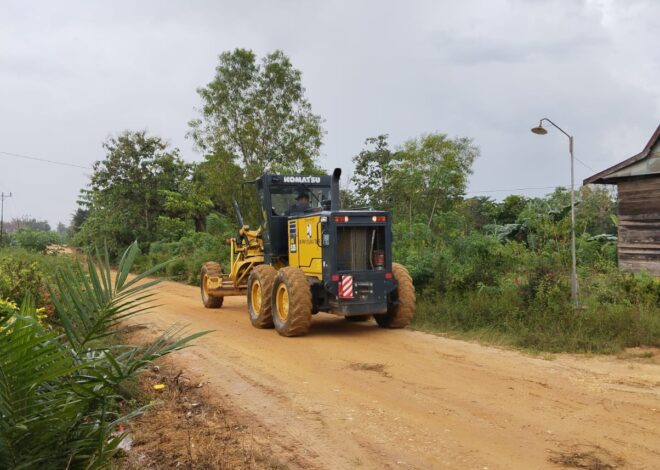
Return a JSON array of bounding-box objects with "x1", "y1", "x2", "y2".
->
[{"x1": 331, "y1": 168, "x2": 341, "y2": 211}]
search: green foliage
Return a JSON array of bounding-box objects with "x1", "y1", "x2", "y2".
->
[
  {"x1": 458, "y1": 196, "x2": 498, "y2": 230},
  {"x1": 494, "y1": 195, "x2": 528, "y2": 224},
  {"x1": 74, "y1": 131, "x2": 210, "y2": 256},
  {"x1": 0, "y1": 248, "x2": 73, "y2": 309},
  {"x1": 413, "y1": 270, "x2": 660, "y2": 353},
  {"x1": 10, "y1": 229, "x2": 61, "y2": 252},
  {"x1": 351, "y1": 133, "x2": 479, "y2": 225},
  {"x1": 0, "y1": 243, "x2": 207, "y2": 469},
  {"x1": 390, "y1": 173, "x2": 659, "y2": 353},
  {"x1": 135, "y1": 230, "x2": 231, "y2": 284},
  {"x1": 352, "y1": 135, "x2": 394, "y2": 209},
  {"x1": 189, "y1": 48, "x2": 324, "y2": 180},
  {"x1": 187, "y1": 49, "x2": 326, "y2": 225}
]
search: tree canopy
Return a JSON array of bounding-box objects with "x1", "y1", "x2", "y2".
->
[
  {"x1": 189, "y1": 49, "x2": 324, "y2": 180},
  {"x1": 351, "y1": 133, "x2": 480, "y2": 226},
  {"x1": 74, "y1": 131, "x2": 211, "y2": 253}
]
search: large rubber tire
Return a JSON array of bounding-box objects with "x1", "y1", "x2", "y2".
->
[
  {"x1": 375, "y1": 263, "x2": 415, "y2": 328},
  {"x1": 271, "y1": 267, "x2": 312, "y2": 337},
  {"x1": 345, "y1": 315, "x2": 371, "y2": 322},
  {"x1": 247, "y1": 265, "x2": 277, "y2": 328},
  {"x1": 201, "y1": 262, "x2": 224, "y2": 309}
]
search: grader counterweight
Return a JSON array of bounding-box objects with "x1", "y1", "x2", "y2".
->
[{"x1": 200, "y1": 168, "x2": 415, "y2": 336}]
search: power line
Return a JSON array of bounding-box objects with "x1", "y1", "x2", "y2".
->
[
  {"x1": 0, "y1": 148, "x2": 595, "y2": 196},
  {"x1": 574, "y1": 157, "x2": 597, "y2": 173},
  {"x1": 0, "y1": 150, "x2": 91, "y2": 170}
]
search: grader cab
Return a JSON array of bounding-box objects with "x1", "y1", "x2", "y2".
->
[{"x1": 200, "y1": 168, "x2": 415, "y2": 336}]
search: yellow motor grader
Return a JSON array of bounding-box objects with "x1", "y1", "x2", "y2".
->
[{"x1": 200, "y1": 168, "x2": 415, "y2": 336}]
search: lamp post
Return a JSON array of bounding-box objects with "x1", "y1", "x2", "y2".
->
[{"x1": 531, "y1": 118, "x2": 579, "y2": 307}]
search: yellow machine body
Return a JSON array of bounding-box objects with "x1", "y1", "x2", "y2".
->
[
  {"x1": 287, "y1": 215, "x2": 323, "y2": 280},
  {"x1": 205, "y1": 225, "x2": 264, "y2": 297}
]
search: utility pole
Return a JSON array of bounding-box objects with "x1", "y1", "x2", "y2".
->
[{"x1": 0, "y1": 192, "x2": 12, "y2": 246}]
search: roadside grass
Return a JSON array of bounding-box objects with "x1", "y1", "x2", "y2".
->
[{"x1": 412, "y1": 277, "x2": 660, "y2": 354}]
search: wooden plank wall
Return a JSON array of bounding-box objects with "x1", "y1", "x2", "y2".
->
[{"x1": 617, "y1": 178, "x2": 660, "y2": 275}]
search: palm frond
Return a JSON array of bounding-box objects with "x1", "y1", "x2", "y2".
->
[
  {"x1": 1, "y1": 243, "x2": 209, "y2": 469},
  {"x1": 50, "y1": 241, "x2": 170, "y2": 352}
]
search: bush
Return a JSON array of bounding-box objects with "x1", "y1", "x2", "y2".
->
[
  {"x1": 412, "y1": 266, "x2": 660, "y2": 353},
  {"x1": 135, "y1": 231, "x2": 230, "y2": 284},
  {"x1": 396, "y1": 204, "x2": 660, "y2": 353},
  {"x1": 11, "y1": 229, "x2": 61, "y2": 252},
  {"x1": 0, "y1": 248, "x2": 73, "y2": 310}
]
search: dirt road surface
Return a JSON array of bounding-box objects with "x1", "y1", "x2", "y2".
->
[{"x1": 136, "y1": 279, "x2": 660, "y2": 469}]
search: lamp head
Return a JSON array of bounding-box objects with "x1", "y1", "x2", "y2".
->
[{"x1": 531, "y1": 120, "x2": 547, "y2": 135}]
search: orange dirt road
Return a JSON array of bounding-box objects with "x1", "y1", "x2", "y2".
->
[{"x1": 137, "y1": 279, "x2": 660, "y2": 469}]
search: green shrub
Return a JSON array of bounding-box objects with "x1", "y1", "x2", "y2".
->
[
  {"x1": 412, "y1": 268, "x2": 660, "y2": 353},
  {"x1": 135, "y1": 231, "x2": 230, "y2": 285},
  {"x1": 11, "y1": 229, "x2": 61, "y2": 252},
  {"x1": 0, "y1": 248, "x2": 74, "y2": 309}
]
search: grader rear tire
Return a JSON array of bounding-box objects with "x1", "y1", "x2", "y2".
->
[
  {"x1": 247, "y1": 265, "x2": 277, "y2": 328},
  {"x1": 375, "y1": 262, "x2": 415, "y2": 328},
  {"x1": 201, "y1": 262, "x2": 224, "y2": 309},
  {"x1": 271, "y1": 267, "x2": 312, "y2": 337}
]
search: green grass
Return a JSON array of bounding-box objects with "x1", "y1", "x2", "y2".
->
[{"x1": 412, "y1": 285, "x2": 660, "y2": 354}]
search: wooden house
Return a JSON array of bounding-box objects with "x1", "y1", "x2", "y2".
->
[{"x1": 584, "y1": 124, "x2": 660, "y2": 275}]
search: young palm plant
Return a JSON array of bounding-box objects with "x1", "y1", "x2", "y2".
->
[{"x1": 0, "y1": 242, "x2": 207, "y2": 469}]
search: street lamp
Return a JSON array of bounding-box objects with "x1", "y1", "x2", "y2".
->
[{"x1": 531, "y1": 118, "x2": 579, "y2": 307}]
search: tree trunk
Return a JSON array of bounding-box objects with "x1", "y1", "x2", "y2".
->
[{"x1": 428, "y1": 194, "x2": 439, "y2": 229}]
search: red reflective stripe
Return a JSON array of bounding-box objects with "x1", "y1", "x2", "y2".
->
[{"x1": 339, "y1": 275, "x2": 353, "y2": 298}]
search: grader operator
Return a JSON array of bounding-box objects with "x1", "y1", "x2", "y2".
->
[{"x1": 199, "y1": 168, "x2": 415, "y2": 337}]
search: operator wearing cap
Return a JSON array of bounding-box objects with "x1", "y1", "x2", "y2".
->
[{"x1": 285, "y1": 192, "x2": 310, "y2": 215}]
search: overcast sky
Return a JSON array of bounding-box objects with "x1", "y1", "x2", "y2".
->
[{"x1": 0, "y1": 0, "x2": 658, "y2": 228}]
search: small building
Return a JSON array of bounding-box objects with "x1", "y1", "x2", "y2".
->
[{"x1": 584, "y1": 124, "x2": 660, "y2": 275}]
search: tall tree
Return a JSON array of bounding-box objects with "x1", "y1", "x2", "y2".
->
[
  {"x1": 352, "y1": 133, "x2": 479, "y2": 226},
  {"x1": 189, "y1": 49, "x2": 324, "y2": 180},
  {"x1": 351, "y1": 135, "x2": 395, "y2": 209},
  {"x1": 495, "y1": 195, "x2": 529, "y2": 224},
  {"x1": 75, "y1": 131, "x2": 196, "y2": 253}
]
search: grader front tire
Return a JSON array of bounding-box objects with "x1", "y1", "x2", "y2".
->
[
  {"x1": 247, "y1": 265, "x2": 277, "y2": 328},
  {"x1": 375, "y1": 262, "x2": 415, "y2": 328},
  {"x1": 201, "y1": 262, "x2": 224, "y2": 309},
  {"x1": 271, "y1": 267, "x2": 312, "y2": 337}
]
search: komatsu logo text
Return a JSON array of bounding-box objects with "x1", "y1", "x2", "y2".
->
[{"x1": 283, "y1": 176, "x2": 321, "y2": 184}]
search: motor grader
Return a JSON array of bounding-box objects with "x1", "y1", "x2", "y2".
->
[{"x1": 200, "y1": 168, "x2": 415, "y2": 336}]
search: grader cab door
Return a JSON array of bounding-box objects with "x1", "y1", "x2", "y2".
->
[{"x1": 288, "y1": 215, "x2": 323, "y2": 279}]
